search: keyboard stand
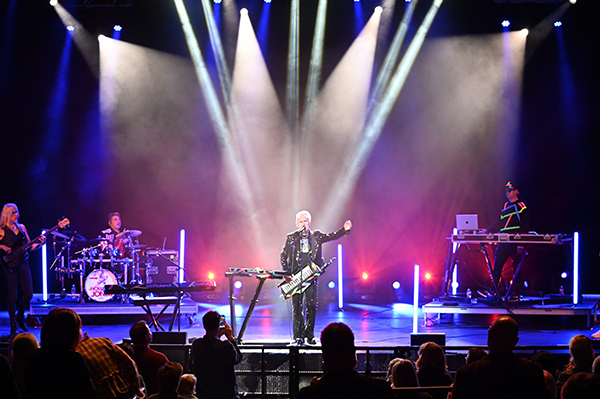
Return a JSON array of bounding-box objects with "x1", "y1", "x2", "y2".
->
[
  {"x1": 132, "y1": 296, "x2": 178, "y2": 331},
  {"x1": 225, "y1": 273, "x2": 269, "y2": 344}
]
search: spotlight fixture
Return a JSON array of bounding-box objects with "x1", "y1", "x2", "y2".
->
[
  {"x1": 114, "y1": 25, "x2": 122, "y2": 31},
  {"x1": 49, "y1": 0, "x2": 58, "y2": 5},
  {"x1": 520, "y1": 28, "x2": 529, "y2": 37},
  {"x1": 561, "y1": 272, "x2": 568, "y2": 279},
  {"x1": 392, "y1": 281, "x2": 401, "y2": 290},
  {"x1": 213, "y1": 0, "x2": 221, "y2": 3},
  {"x1": 569, "y1": 0, "x2": 576, "y2": 4},
  {"x1": 501, "y1": 20, "x2": 511, "y2": 28},
  {"x1": 554, "y1": 21, "x2": 562, "y2": 27},
  {"x1": 234, "y1": 280, "x2": 243, "y2": 289},
  {"x1": 240, "y1": 8, "x2": 248, "y2": 15},
  {"x1": 328, "y1": 281, "x2": 336, "y2": 289},
  {"x1": 66, "y1": 25, "x2": 75, "y2": 31},
  {"x1": 264, "y1": 0, "x2": 272, "y2": 3}
]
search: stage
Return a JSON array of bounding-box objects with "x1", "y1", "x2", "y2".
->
[{"x1": 3, "y1": 293, "x2": 599, "y2": 349}]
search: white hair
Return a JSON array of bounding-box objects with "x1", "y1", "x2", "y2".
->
[{"x1": 295, "y1": 210, "x2": 312, "y2": 223}]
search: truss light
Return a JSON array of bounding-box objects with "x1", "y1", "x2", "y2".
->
[{"x1": 501, "y1": 20, "x2": 510, "y2": 28}]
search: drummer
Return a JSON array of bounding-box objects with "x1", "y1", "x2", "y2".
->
[{"x1": 100, "y1": 212, "x2": 130, "y2": 259}]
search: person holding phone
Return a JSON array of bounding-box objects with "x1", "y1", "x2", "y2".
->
[{"x1": 192, "y1": 311, "x2": 243, "y2": 399}]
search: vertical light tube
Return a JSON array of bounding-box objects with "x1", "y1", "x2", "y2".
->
[
  {"x1": 42, "y1": 230, "x2": 48, "y2": 302},
  {"x1": 413, "y1": 264, "x2": 420, "y2": 334},
  {"x1": 337, "y1": 244, "x2": 343, "y2": 309},
  {"x1": 573, "y1": 232, "x2": 579, "y2": 305},
  {"x1": 452, "y1": 227, "x2": 458, "y2": 295},
  {"x1": 179, "y1": 229, "x2": 186, "y2": 283}
]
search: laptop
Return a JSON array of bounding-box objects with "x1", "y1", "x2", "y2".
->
[{"x1": 456, "y1": 214, "x2": 478, "y2": 232}]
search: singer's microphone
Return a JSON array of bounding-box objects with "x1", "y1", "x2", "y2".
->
[{"x1": 297, "y1": 226, "x2": 307, "y2": 234}]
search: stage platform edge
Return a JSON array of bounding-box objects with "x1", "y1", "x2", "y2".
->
[
  {"x1": 29, "y1": 294, "x2": 199, "y2": 316},
  {"x1": 422, "y1": 294, "x2": 600, "y2": 328}
]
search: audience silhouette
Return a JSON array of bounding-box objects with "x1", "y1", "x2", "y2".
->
[
  {"x1": 130, "y1": 320, "x2": 169, "y2": 396},
  {"x1": 296, "y1": 322, "x2": 394, "y2": 399},
  {"x1": 451, "y1": 316, "x2": 550, "y2": 399}
]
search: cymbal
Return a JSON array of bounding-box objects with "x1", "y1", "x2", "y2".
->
[
  {"x1": 91, "y1": 237, "x2": 111, "y2": 242},
  {"x1": 132, "y1": 244, "x2": 148, "y2": 249},
  {"x1": 116, "y1": 230, "x2": 142, "y2": 238},
  {"x1": 49, "y1": 231, "x2": 69, "y2": 239},
  {"x1": 62, "y1": 230, "x2": 87, "y2": 242}
]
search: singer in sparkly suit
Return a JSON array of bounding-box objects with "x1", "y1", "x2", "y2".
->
[{"x1": 280, "y1": 210, "x2": 351, "y2": 345}]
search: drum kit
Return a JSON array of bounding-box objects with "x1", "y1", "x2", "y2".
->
[{"x1": 50, "y1": 229, "x2": 149, "y2": 303}]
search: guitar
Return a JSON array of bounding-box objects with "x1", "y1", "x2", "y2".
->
[
  {"x1": 1, "y1": 218, "x2": 70, "y2": 270},
  {"x1": 278, "y1": 257, "x2": 336, "y2": 299}
]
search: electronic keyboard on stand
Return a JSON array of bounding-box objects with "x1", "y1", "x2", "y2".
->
[
  {"x1": 105, "y1": 281, "x2": 216, "y2": 331},
  {"x1": 442, "y1": 232, "x2": 563, "y2": 304}
]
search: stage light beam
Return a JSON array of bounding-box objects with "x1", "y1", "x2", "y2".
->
[{"x1": 321, "y1": 0, "x2": 444, "y2": 227}]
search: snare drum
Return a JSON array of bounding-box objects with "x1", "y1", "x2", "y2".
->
[{"x1": 84, "y1": 269, "x2": 118, "y2": 302}]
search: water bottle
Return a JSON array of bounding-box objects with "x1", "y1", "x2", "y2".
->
[
  {"x1": 466, "y1": 288, "x2": 472, "y2": 303},
  {"x1": 71, "y1": 284, "x2": 76, "y2": 295},
  {"x1": 560, "y1": 286, "x2": 565, "y2": 295}
]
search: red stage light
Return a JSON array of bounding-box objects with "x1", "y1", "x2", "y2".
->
[
  {"x1": 425, "y1": 272, "x2": 432, "y2": 280},
  {"x1": 362, "y1": 272, "x2": 369, "y2": 280},
  {"x1": 208, "y1": 272, "x2": 215, "y2": 280}
]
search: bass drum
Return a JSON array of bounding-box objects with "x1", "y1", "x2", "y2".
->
[{"x1": 85, "y1": 269, "x2": 117, "y2": 302}]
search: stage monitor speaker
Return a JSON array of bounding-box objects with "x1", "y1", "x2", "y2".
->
[
  {"x1": 410, "y1": 333, "x2": 446, "y2": 347},
  {"x1": 145, "y1": 250, "x2": 179, "y2": 285},
  {"x1": 152, "y1": 331, "x2": 188, "y2": 344}
]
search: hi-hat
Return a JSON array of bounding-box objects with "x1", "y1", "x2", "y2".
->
[{"x1": 116, "y1": 230, "x2": 142, "y2": 238}]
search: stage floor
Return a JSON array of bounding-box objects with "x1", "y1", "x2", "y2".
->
[{"x1": 2, "y1": 294, "x2": 600, "y2": 348}]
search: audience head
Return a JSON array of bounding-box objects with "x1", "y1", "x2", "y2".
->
[
  {"x1": 532, "y1": 350, "x2": 559, "y2": 376},
  {"x1": 118, "y1": 342, "x2": 135, "y2": 359},
  {"x1": 158, "y1": 361, "x2": 184, "y2": 392},
  {"x1": 416, "y1": 342, "x2": 448, "y2": 374},
  {"x1": 41, "y1": 307, "x2": 82, "y2": 351},
  {"x1": 543, "y1": 370, "x2": 557, "y2": 399},
  {"x1": 130, "y1": 321, "x2": 152, "y2": 345},
  {"x1": 320, "y1": 322, "x2": 356, "y2": 372},
  {"x1": 391, "y1": 359, "x2": 419, "y2": 388},
  {"x1": 568, "y1": 335, "x2": 595, "y2": 370},
  {"x1": 9, "y1": 333, "x2": 39, "y2": 364},
  {"x1": 387, "y1": 358, "x2": 402, "y2": 382},
  {"x1": 592, "y1": 356, "x2": 600, "y2": 376},
  {"x1": 561, "y1": 372, "x2": 600, "y2": 399},
  {"x1": 487, "y1": 316, "x2": 519, "y2": 353},
  {"x1": 466, "y1": 347, "x2": 487, "y2": 364},
  {"x1": 178, "y1": 374, "x2": 197, "y2": 396},
  {"x1": 202, "y1": 311, "x2": 221, "y2": 333}
]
